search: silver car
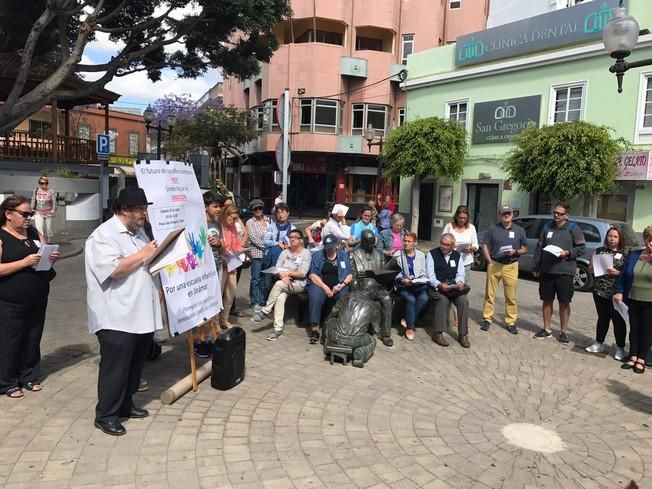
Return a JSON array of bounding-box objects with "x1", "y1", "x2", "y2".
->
[{"x1": 473, "y1": 215, "x2": 640, "y2": 292}]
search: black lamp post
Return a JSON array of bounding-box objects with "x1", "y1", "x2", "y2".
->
[
  {"x1": 603, "y1": 1, "x2": 652, "y2": 93},
  {"x1": 364, "y1": 123, "x2": 385, "y2": 189},
  {"x1": 143, "y1": 105, "x2": 176, "y2": 159}
]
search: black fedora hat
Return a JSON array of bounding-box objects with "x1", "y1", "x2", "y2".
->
[{"x1": 117, "y1": 187, "x2": 153, "y2": 206}]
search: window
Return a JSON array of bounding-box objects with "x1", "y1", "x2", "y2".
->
[
  {"x1": 295, "y1": 30, "x2": 343, "y2": 46},
  {"x1": 299, "y1": 98, "x2": 342, "y2": 134},
  {"x1": 447, "y1": 100, "x2": 468, "y2": 128},
  {"x1": 398, "y1": 108, "x2": 405, "y2": 126},
  {"x1": 401, "y1": 34, "x2": 414, "y2": 65},
  {"x1": 640, "y1": 75, "x2": 652, "y2": 128},
  {"x1": 356, "y1": 36, "x2": 383, "y2": 52},
  {"x1": 253, "y1": 100, "x2": 280, "y2": 132},
  {"x1": 29, "y1": 120, "x2": 51, "y2": 138},
  {"x1": 109, "y1": 128, "x2": 118, "y2": 153},
  {"x1": 352, "y1": 103, "x2": 389, "y2": 136},
  {"x1": 128, "y1": 132, "x2": 139, "y2": 156},
  {"x1": 551, "y1": 84, "x2": 585, "y2": 123},
  {"x1": 635, "y1": 74, "x2": 652, "y2": 144},
  {"x1": 449, "y1": 0, "x2": 461, "y2": 8},
  {"x1": 77, "y1": 124, "x2": 90, "y2": 140},
  {"x1": 575, "y1": 222, "x2": 601, "y2": 243}
]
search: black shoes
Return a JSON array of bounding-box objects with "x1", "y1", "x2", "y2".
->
[
  {"x1": 119, "y1": 407, "x2": 149, "y2": 419},
  {"x1": 309, "y1": 330, "x2": 320, "y2": 344},
  {"x1": 506, "y1": 325, "x2": 518, "y2": 335},
  {"x1": 94, "y1": 419, "x2": 126, "y2": 436},
  {"x1": 381, "y1": 336, "x2": 394, "y2": 347},
  {"x1": 480, "y1": 320, "x2": 491, "y2": 331},
  {"x1": 534, "y1": 328, "x2": 552, "y2": 339}
]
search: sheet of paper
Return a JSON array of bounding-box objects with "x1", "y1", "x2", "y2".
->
[
  {"x1": 262, "y1": 266, "x2": 289, "y2": 274},
  {"x1": 341, "y1": 225, "x2": 351, "y2": 240},
  {"x1": 498, "y1": 245, "x2": 513, "y2": 256},
  {"x1": 592, "y1": 253, "x2": 613, "y2": 277},
  {"x1": 308, "y1": 244, "x2": 323, "y2": 253},
  {"x1": 331, "y1": 204, "x2": 349, "y2": 217},
  {"x1": 456, "y1": 242, "x2": 471, "y2": 253},
  {"x1": 33, "y1": 244, "x2": 59, "y2": 271},
  {"x1": 543, "y1": 245, "x2": 564, "y2": 257},
  {"x1": 226, "y1": 252, "x2": 243, "y2": 273},
  {"x1": 411, "y1": 276, "x2": 429, "y2": 284},
  {"x1": 613, "y1": 297, "x2": 629, "y2": 323},
  {"x1": 148, "y1": 230, "x2": 189, "y2": 273}
]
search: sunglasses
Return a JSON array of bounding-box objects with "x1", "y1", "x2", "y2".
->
[
  {"x1": 553, "y1": 212, "x2": 567, "y2": 216},
  {"x1": 39, "y1": 181, "x2": 48, "y2": 184},
  {"x1": 13, "y1": 210, "x2": 35, "y2": 218}
]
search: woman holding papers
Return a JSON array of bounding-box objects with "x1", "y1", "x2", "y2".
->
[
  {"x1": 218, "y1": 205, "x2": 244, "y2": 329},
  {"x1": 0, "y1": 195, "x2": 59, "y2": 398},
  {"x1": 585, "y1": 227, "x2": 627, "y2": 360},
  {"x1": 442, "y1": 205, "x2": 478, "y2": 274},
  {"x1": 615, "y1": 225, "x2": 652, "y2": 374},
  {"x1": 393, "y1": 232, "x2": 429, "y2": 340}
]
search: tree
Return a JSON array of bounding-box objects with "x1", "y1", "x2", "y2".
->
[
  {"x1": 382, "y1": 117, "x2": 468, "y2": 232},
  {"x1": 164, "y1": 104, "x2": 256, "y2": 180},
  {"x1": 0, "y1": 0, "x2": 291, "y2": 133},
  {"x1": 502, "y1": 121, "x2": 628, "y2": 200},
  {"x1": 151, "y1": 93, "x2": 200, "y2": 122}
]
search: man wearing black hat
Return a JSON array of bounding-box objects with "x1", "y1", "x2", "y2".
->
[{"x1": 85, "y1": 187, "x2": 163, "y2": 436}]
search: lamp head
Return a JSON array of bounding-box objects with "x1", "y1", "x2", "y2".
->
[
  {"x1": 166, "y1": 113, "x2": 176, "y2": 129},
  {"x1": 143, "y1": 105, "x2": 155, "y2": 124},
  {"x1": 603, "y1": 6, "x2": 639, "y2": 59},
  {"x1": 364, "y1": 124, "x2": 375, "y2": 142}
]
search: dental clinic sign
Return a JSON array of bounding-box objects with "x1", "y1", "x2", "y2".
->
[
  {"x1": 455, "y1": 0, "x2": 627, "y2": 67},
  {"x1": 472, "y1": 96, "x2": 541, "y2": 144}
]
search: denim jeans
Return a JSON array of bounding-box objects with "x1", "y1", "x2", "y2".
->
[
  {"x1": 399, "y1": 287, "x2": 429, "y2": 329},
  {"x1": 249, "y1": 258, "x2": 266, "y2": 307},
  {"x1": 307, "y1": 284, "x2": 350, "y2": 326}
]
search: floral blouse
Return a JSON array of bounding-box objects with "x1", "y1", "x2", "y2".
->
[{"x1": 593, "y1": 246, "x2": 626, "y2": 299}]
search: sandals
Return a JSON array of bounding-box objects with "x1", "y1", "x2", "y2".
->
[
  {"x1": 5, "y1": 386, "x2": 24, "y2": 399},
  {"x1": 621, "y1": 358, "x2": 637, "y2": 370},
  {"x1": 405, "y1": 329, "x2": 415, "y2": 341},
  {"x1": 23, "y1": 382, "x2": 42, "y2": 392},
  {"x1": 633, "y1": 359, "x2": 646, "y2": 374}
]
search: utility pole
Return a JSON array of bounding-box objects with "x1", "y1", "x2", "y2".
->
[{"x1": 281, "y1": 88, "x2": 290, "y2": 202}]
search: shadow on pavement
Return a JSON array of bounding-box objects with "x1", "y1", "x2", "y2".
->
[
  {"x1": 606, "y1": 379, "x2": 652, "y2": 415},
  {"x1": 40, "y1": 343, "x2": 96, "y2": 382}
]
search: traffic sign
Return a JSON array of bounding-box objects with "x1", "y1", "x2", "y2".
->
[
  {"x1": 276, "y1": 92, "x2": 289, "y2": 131},
  {"x1": 96, "y1": 134, "x2": 110, "y2": 157},
  {"x1": 274, "y1": 137, "x2": 291, "y2": 171},
  {"x1": 274, "y1": 171, "x2": 290, "y2": 186}
]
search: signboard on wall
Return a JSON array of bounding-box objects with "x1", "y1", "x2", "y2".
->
[
  {"x1": 455, "y1": 0, "x2": 627, "y2": 67},
  {"x1": 472, "y1": 95, "x2": 541, "y2": 144},
  {"x1": 617, "y1": 152, "x2": 652, "y2": 180}
]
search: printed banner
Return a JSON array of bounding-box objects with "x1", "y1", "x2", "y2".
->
[{"x1": 135, "y1": 160, "x2": 222, "y2": 336}]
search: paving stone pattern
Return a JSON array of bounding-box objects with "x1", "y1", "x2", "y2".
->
[{"x1": 0, "y1": 250, "x2": 651, "y2": 489}]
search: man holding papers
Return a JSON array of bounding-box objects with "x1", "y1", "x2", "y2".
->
[
  {"x1": 85, "y1": 187, "x2": 162, "y2": 436},
  {"x1": 532, "y1": 202, "x2": 586, "y2": 343},
  {"x1": 480, "y1": 205, "x2": 527, "y2": 334}
]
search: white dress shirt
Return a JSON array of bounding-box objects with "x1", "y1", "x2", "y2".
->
[{"x1": 85, "y1": 216, "x2": 163, "y2": 334}]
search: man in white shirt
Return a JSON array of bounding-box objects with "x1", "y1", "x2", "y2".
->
[{"x1": 85, "y1": 187, "x2": 162, "y2": 436}]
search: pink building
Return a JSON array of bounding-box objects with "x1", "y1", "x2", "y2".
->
[{"x1": 222, "y1": 0, "x2": 489, "y2": 212}]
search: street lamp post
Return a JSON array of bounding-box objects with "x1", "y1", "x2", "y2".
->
[
  {"x1": 603, "y1": 1, "x2": 652, "y2": 93},
  {"x1": 143, "y1": 105, "x2": 176, "y2": 159},
  {"x1": 365, "y1": 123, "x2": 385, "y2": 195}
]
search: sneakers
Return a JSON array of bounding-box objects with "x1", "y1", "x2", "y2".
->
[
  {"x1": 585, "y1": 341, "x2": 604, "y2": 353},
  {"x1": 557, "y1": 332, "x2": 569, "y2": 344},
  {"x1": 253, "y1": 304, "x2": 263, "y2": 314},
  {"x1": 309, "y1": 330, "x2": 320, "y2": 344},
  {"x1": 614, "y1": 346, "x2": 626, "y2": 361},
  {"x1": 480, "y1": 320, "x2": 491, "y2": 331},
  {"x1": 266, "y1": 330, "x2": 283, "y2": 341},
  {"x1": 506, "y1": 325, "x2": 518, "y2": 335},
  {"x1": 534, "y1": 328, "x2": 552, "y2": 339},
  {"x1": 137, "y1": 379, "x2": 149, "y2": 392},
  {"x1": 251, "y1": 312, "x2": 266, "y2": 323},
  {"x1": 194, "y1": 342, "x2": 211, "y2": 358}
]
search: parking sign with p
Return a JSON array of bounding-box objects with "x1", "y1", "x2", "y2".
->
[{"x1": 96, "y1": 134, "x2": 110, "y2": 160}]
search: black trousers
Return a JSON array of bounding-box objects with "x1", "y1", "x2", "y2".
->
[
  {"x1": 0, "y1": 298, "x2": 47, "y2": 393},
  {"x1": 592, "y1": 293, "x2": 626, "y2": 347},
  {"x1": 628, "y1": 299, "x2": 652, "y2": 359},
  {"x1": 96, "y1": 329, "x2": 153, "y2": 423}
]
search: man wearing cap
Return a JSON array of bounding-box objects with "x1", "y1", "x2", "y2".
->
[
  {"x1": 306, "y1": 233, "x2": 353, "y2": 344},
  {"x1": 85, "y1": 187, "x2": 162, "y2": 436},
  {"x1": 245, "y1": 198, "x2": 270, "y2": 312},
  {"x1": 480, "y1": 205, "x2": 528, "y2": 334}
]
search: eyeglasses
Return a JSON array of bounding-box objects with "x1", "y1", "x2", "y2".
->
[
  {"x1": 252, "y1": 207, "x2": 263, "y2": 211},
  {"x1": 288, "y1": 236, "x2": 302, "y2": 240},
  {"x1": 39, "y1": 181, "x2": 48, "y2": 185},
  {"x1": 12, "y1": 210, "x2": 35, "y2": 218},
  {"x1": 553, "y1": 211, "x2": 567, "y2": 216}
]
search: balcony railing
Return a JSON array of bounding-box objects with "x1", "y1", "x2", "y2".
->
[{"x1": 0, "y1": 130, "x2": 98, "y2": 163}]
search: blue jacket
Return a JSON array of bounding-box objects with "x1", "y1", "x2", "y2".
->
[
  {"x1": 615, "y1": 248, "x2": 643, "y2": 299},
  {"x1": 307, "y1": 249, "x2": 352, "y2": 285}
]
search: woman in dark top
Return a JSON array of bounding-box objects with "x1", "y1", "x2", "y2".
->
[
  {"x1": 0, "y1": 195, "x2": 59, "y2": 398},
  {"x1": 585, "y1": 227, "x2": 627, "y2": 360},
  {"x1": 615, "y1": 225, "x2": 652, "y2": 374}
]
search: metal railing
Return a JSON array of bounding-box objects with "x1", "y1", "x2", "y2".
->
[{"x1": 0, "y1": 130, "x2": 98, "y2": 163}]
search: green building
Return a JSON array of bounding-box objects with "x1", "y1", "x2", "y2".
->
[{"x1": 400, "y1": 0, "x2": 652, "y2": 240}]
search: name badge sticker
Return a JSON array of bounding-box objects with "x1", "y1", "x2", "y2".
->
[
  {"x1": 33, "y1": 240, "x2": 41, "y2": 248},
  {"x1": 340, "y1": 261, "x2": 346, "y2": 269},
  {"x1": 450, "y1": 260, "x2": 456, "y2": 267},
  {"x1": 547, "y1": 231, "x2": 553, "y2": 239},
  {"x1": 508, "y1": 231, "x2": 515, "y2": 239},
  {"x1": 615, "y1": 253, "x2": 622, "y2": 260}
]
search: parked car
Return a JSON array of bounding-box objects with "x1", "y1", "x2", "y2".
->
[{"x1": 473, "y1": 215, "x2": 640, "y2": 292}]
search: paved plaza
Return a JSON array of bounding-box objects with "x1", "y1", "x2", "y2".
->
[{"x1": 1, "y1": 231, "x2": 651, "y2": 489}]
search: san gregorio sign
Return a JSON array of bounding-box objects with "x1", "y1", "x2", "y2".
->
[
  {"x1": 472, "y1": 96, "x2": 541, "y2": 144},
  {"x1": 455, "y1": 0, "x2": 627, "y2": 67}
]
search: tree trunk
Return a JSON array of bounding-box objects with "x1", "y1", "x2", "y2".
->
[{"x1": 410, "y1": 176, "x2": 421, "y2": 233}]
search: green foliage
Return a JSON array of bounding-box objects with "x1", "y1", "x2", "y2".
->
[
  {"x1": 502, "y1": 121, "x2": 628, "y2": 200},
  {"x1": 382, "y1": 117, "x2": 467, "y2": 180},
  {"x1": 165, "y1": 105, "x2": 256, "y2": 159},
  {"x1": 48, "y1": 167, "x2": 77, "y2": 178}
]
